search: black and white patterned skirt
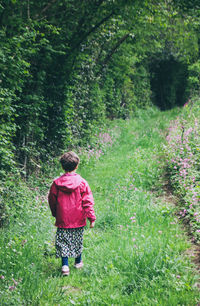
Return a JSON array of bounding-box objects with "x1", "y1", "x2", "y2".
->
[{"x1": 55, "y1": 227, "x2": 84, "y2": 258}]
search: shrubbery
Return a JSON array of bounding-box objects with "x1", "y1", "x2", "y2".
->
[
  {"x1": 165, "y1": 98, "x2": 200, "y2": 242},
  {"x1": 1, "y1": 0, "x2": 200, "y2": 178}
]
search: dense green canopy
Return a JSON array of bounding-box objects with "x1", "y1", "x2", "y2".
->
[{"x1": 0, "y1": 0, "x2": 200, "y2": 176}]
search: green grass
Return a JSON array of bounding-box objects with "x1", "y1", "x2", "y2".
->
[{"x1": 0, "y1": 107, "x2": 199, "y2": 305}]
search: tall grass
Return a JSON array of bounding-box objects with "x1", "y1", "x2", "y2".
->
[{"x1": 0, "y1": 107, "x2": 199, "y2": 305}]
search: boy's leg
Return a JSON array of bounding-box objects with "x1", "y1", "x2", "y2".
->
[
  {"x1": 61, "y1": 256, "x2": 69, "y2": 275},
  {"x1": 62, "y1": 256, "x2": 69, "y2": 266},
  {"x1": 74, "y1": 254, "x2": 83, "y2": 268},
  {"x1": 75, "y1": 254, "x2": 82, "y2": 264}
]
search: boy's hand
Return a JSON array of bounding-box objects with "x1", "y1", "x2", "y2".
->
[{"x1": 90, "y1": 221, "x2": 95, "y2": 228}]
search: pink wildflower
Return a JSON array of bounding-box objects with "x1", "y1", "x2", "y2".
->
[{"x1": 12, "y1": 278, "x2": 18, "y2": 286}]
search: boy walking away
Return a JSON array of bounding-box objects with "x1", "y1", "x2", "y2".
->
[{"x1": 48, "y1": 151, "x2": 96, "y2": 276}]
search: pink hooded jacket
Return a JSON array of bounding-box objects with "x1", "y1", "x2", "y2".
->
[{"x1": 48, "y1": 172, "x2": 96, "y2": 228}]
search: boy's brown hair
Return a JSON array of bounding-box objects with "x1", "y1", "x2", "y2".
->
[{"x1": 60, "y1": 151, "x2": 80, "y2": 172}]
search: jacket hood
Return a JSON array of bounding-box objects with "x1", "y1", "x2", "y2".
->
[{"x1": 54, "y1": 173, "x2": 82, "y2": 192}]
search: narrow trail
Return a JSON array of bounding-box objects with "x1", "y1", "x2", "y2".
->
[{"x1": 156, "y1": 181, "x2": 200, "y2": 287}]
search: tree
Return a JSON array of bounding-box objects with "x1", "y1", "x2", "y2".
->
[{"x1": 0, "y1": 0, "x2": 199, "y2": 176}]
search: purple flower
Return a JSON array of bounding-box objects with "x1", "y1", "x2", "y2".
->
[{"x1": 12, "y1": 278, "x2": 18, "y2": 286}]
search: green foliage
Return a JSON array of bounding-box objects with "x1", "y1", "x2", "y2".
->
[
  {"x1": 0, "y1": 89, "x2": 16, "y2": 176},
  {"x1": 173, "y1": 0, "x2": 200, "y2": 11},
  {"x1": 0, "y1": 176, "x2": 29, "y2": 227},
  {"x1": 130, "y1": 64, "x2": 152, "y2": 109},
  {"x1": 188, "y1": 60, "x2": 200, "y2": 95},
  {"x1": 65, "y1": 71, "x2": 106, "y2": 146},
  {"x1": 0, "y1": 0, "x2": 200, "y2": 177}
]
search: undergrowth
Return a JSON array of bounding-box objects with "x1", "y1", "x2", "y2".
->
[{"x1": 164, "y1": 97, "x2": 200, "y2": 243}]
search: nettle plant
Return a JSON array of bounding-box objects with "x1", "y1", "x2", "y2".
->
[{"x1": 164, "y1": 99, "x2": 200, "y2": 242}]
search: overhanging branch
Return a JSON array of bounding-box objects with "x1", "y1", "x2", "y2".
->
[
  {"x1": 102, "y1": 33, "x2": 130, "y2": 66},
  {"x1": 71, "y1": 10, "x2": 115, "y2": 51},
  {"x1": 34, "y1": 0, "x2": 58, "y2": 19}
]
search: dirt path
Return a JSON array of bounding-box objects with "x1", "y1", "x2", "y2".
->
[{"x1": 160, "y1": 179, "x2": 200, "y2": 285}]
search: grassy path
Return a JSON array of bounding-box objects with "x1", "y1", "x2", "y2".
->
[{"x1": 1, "y1": 108, "x2": 199, "y2": 305}]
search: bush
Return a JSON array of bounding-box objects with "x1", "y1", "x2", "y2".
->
[
  {"x1": 164, "y1": 98, "x2": 200, "y2": 242},
  {"x1": 188, "y1": 60, "x2": 200, "y2": 96}
]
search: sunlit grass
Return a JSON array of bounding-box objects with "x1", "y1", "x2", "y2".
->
[{"x1": 0, "y1": 107, "x2": 199, "y2": 305}]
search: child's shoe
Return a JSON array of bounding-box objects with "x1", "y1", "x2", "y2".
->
[
  {"x1": 74, "y1": 261, "x2": 84, "y2": 269},
  {"x1": 62, "y1": 265, "x2": 70, "y2": 276}
]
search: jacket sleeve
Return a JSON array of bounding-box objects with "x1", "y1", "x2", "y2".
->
[
  {"x1": 81, "y1": 181, "x2": 96, "y2": 222},
  {"x1": 48, "y1": 182, "x2": 58, "y2": 217}
]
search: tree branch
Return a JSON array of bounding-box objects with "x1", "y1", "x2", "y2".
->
[
  {"x1": 71, "y1": 10, "x2": 115, "y2": 51},
  {"x1": 27, "y1": 0, "x2": 30, "y2": 19},
  {"x1": 102, "y1": 33, "x2": 130, "y2": 66},
  {"x1": 41, "y1": 0, "x2": 57, "y2": 15},
  {"x1": 34, "y1": 0, "x2": 58, "y2": 19},
  {"x1": 74, "y1": 0, "x2": 105, "y2": 37}
]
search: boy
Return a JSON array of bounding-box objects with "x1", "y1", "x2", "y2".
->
[{"x1": 48, "y1": 151, "x2": 96, "y2": 275}]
